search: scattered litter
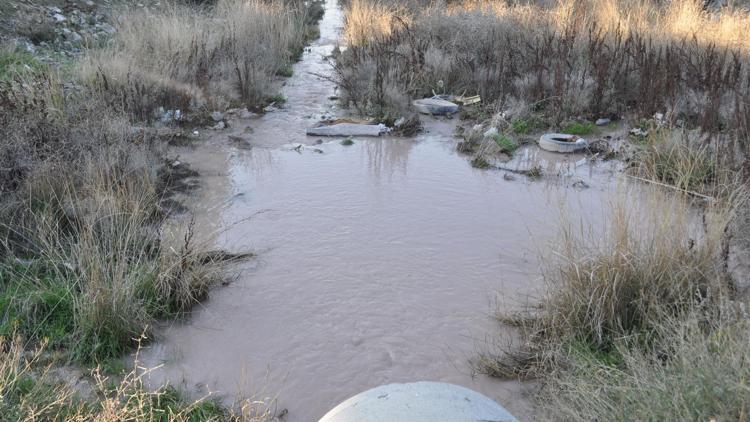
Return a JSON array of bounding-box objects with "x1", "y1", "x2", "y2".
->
[
  {"x1": 307, "y1": 122, "x2": 387, "y2": 137},
  {"x1": 595, "y1": 118, "x2": 611, "y2": 126},
  {"x1": 192, "y1": 130, "x2": 199, "y2": 136},
  {"x1": 538, "y1": 133, "x2": 588, "y2": 153},
  {"x1": 159, "y1": 108, "x2": 182, "y2": 123},
  {"x1": 264, "y1": 102, "x2": 279, "y2": 112},
  {"x1": 483, "y1": 127, "x2": 499, "y2": 139},
  {"x1": 391, "y1": 115, "x2": 422, "y2": 136},
  {"x1": 412, "y1": 98, "x2": 459, "y2": 115},
  {"x1": 455, "y1": 95, "x2": 481, "y2": 105},
  {"x1": 587, "y1": 139, "x2": 616, "y2": 159},
  {"x1": 630, "y1": 128, "x2": 648, "y2": 137}
]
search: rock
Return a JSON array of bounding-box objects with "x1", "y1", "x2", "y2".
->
[
  {"x1": 212, "y1": 121, "x2": 226, "y2": 130},
  {"x1": 595, "y1": 118, "x2": 611, "y2": 126},
  {"x1": 503, "y1": 173, "x2": 516, "y2": 181},
  {"x1": 67, "y1": 32, "x2": 83, "y2": 43},
  {"x1": 412, "y1": 98, "x2": 459, "y2": 115},
  {"x1": 211, "y1": 111, "x2": 224, "y2": 122},
  {"x1": 53, "y1": 13, "x2": 67, "y2": 23},
  {"x1": 307, "y1": 123, "x2": 387, "y2": 137},
  {"x1": 99, "y1": 23, "x2": 116, "y2": 34}
]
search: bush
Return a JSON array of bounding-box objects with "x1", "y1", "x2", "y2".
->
[
  {"x1": 80, "y1": 0, "x2": 309, "y2": 120},
  {"x1": 335, "y1": 0, "x2": 750, "y2": 139},
  {"x1": 477, "y1": 187, "x2": 742, "y2": 379},
  {"x1": 634, "y1": 130, "x2": 719, "y2": 194}
]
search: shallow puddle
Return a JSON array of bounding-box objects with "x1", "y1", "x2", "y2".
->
[{"x1": 139, "y1": 1, "x2": 624, "y2": 420}]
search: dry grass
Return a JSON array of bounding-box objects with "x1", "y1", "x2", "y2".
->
[
  {"x1": 336, "y1": 0, "x2": 750, "y2": 148},
  {"x1": 0, "y1": 334, "x2": 278, "y2": 420},
  {"x1": 80, "y1": 0, "x2": 309, "y2": 120},
  {"x1": 540, "y1": 309, "x2": 750, "y2": 421},
  {"x1": 474, "y1": 184, "x2": 750, "y2": 419}
]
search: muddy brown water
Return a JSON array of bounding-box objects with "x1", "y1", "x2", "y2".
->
[{"x1": 139, "y1": 1, "x2": 624, "y2": 420}]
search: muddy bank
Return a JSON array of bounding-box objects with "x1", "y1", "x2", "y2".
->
[{"x1": 139, "y1": 0, "x2": 624, "y2": 420}]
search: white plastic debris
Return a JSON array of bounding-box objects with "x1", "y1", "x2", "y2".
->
[{"x1": 307, "y1": 123, "x2": 388, "y2": 137}]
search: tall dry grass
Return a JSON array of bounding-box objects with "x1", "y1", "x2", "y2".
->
[
  {"x1": 336, "y1": 0, "x2": 750, "y2": 151},
  {"x1": 475, "y1": 184, "x2": 750, "y2": 419},
  {"x1": 80, "y1": 0, "x2": 308, "y2": 120}
]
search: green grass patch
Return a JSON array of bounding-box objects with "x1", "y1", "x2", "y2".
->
[
  {"x1": 0, "y1": 50, "x2": 46, "y2": 81},
  {"x1": 265, "y1": 93, "x2": 286, "y2": 105},
  {"x1": 275, "y1": 64, "x2": 294, "y2": 77},
  {"x1": 0, "y1": 260, "x2": 76, "y2": 349},
  {"x1": 511, "y1": 117, "x2": 544, "y2": 134},
  {"x1": 492, "y1": 134, "x2": 519, "y2": 154},
  {"x1": 561, "y1": 121, "x2": 595, "y2": 136}
]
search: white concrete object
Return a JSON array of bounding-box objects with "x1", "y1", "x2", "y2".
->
[
  {"x1": 412, "y1": 98, "x2": 460, "y2": 115},
  {"x1": 319, "y1": 381, "x2": 517, "y2": 422},
  {"x1": 307, "y1": 123, "x2": 387, "y2": 137}
]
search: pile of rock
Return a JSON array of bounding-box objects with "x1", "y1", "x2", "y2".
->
[{"x1": 11, "y1": 1, "x2": 118, "y2": 59}]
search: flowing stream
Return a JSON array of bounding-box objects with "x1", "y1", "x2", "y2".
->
[{"x1": 140, "y1": 1, "x2": 623, "y2": 419}]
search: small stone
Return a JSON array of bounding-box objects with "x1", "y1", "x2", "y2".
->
[
  {"x1": 503, "y1": 173, "x2": 516, "y2": 181},
  {"x1": 53, "y1": 13, "x2": 67, "y2": 23},
  {"x1": 595, "y1": 118, "x2": 611, "y2": 126},
  {"x1": 68, "y1": 32, "x2": 83, "y2": 43}
]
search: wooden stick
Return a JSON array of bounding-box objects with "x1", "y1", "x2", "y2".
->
[{"x1": 620, "y1": 173, "x2": 715, "y2": 202}]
